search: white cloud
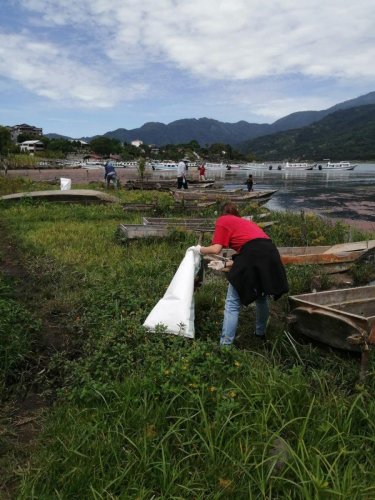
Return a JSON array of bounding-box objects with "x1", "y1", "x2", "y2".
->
[
  {"x1": 15, "y1": 0, "x2": 375, "y2": 80},
  {"x1": 2, "y1": 0, "x2": 375, "y2": 114},
  {"x1": 0, "y1": 32, "x2": 147, "y2": 107}
]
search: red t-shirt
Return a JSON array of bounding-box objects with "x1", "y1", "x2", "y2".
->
[{"x1": 212, "y1": 215, "x2": 270, "y2": 252}]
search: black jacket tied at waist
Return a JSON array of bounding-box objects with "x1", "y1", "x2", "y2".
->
[{"x1": 227, "y1": 238, "x2": 289, "y2": 306}]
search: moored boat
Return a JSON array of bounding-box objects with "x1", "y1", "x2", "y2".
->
[
  {"x1": 315, "y1": 161, "x2": 357, "y2": 171},
  {"x1": 278, "y1": 240, "x2": 375, "y2": 273},
  {"x1": 288, "y1": 285, "x2": 375, "y2": 353}
]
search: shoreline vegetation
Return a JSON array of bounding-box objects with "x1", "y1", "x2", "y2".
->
[{"x1": 0, "y1": 175, "x2": 374, "y2": 498}]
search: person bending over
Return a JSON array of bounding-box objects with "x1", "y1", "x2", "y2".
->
[{"x1": 192, "y1": 202, "x2": 288, "y2": 346}]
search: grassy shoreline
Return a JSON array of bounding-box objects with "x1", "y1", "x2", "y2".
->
[{"x1": 0, "y1": 177, "x2": 374, "y2": 498}]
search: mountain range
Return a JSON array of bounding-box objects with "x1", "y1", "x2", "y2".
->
[
  {"x1": 237, "y1": 104, "x2": 375, "y2": 160},
  {"x1": 46, "y1": 91, "x2": 375, "y2": 149}
]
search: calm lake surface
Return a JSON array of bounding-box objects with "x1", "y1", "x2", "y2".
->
[{"x1": 220, "y1": 163, "x2": 375, "y2": 225}]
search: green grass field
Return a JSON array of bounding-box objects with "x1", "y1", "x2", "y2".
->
[{"x1": 0, "y1": 178, "x2": 374, "y2": 498}]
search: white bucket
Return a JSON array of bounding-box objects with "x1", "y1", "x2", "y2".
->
[{"x1": 60, "y1": 178, "x2": 72, "y2": 191}]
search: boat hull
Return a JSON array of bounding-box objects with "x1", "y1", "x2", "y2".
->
[
  {"x1": 278, "y1": 241, "x2": 375, "y2": 273},
  {"x1": 288, "y1": 286, "x2": 375, "y2": 352}
]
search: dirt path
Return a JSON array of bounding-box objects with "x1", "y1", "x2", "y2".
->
[{"x1": 0, "y1": 221, "x2": 74, "y2": 498}]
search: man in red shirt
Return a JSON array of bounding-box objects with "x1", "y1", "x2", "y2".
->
[{"x1": 194, "y1": 202, "x2": 288, "y2": 346}]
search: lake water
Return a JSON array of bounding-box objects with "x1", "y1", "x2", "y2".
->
[{"x1": 220, "y1": 163, "x2": 375, "y2": 225}]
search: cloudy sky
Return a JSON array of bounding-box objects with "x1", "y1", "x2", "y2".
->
[{"x1": 1, "y1": 0, "x2": 375, "y2": 138}]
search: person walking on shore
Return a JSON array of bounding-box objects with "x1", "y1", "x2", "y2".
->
[
  {"x1": 245, "y1": 174, "x2": 254, "y2": 191},
  {"x1": 177, "y1": 159, "x2": 188, "y2": 189},
  {"x1": 190, "y1": 202, "x2": 288, "y2": 346},
  {"x1": 104, "y1": 160, "x2": 118, "y2": 189},
  {"x1": 198, "y1": 163, "x2": 207, "y2": 181}
]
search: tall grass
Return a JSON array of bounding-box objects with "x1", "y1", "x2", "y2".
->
[{"x1": 0, "y1": 185, "x2": 373, "y2": 498}]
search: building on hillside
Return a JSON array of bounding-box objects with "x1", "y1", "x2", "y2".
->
[
  {"x1": 20, "y1": 140, "x2": 45, "y2": 153},
  {"x1": 150, "y1": 146, "x2": 160, "y2": 155},
  {"x1": 70, "y1": 139, "x2": 89, "y2": 147},
  {"x1": 131, "y1": 139, "x2": 143, "y2": 148},
  {"x1": 11, "y1": 124, "x2": 43, "y2": 142}
]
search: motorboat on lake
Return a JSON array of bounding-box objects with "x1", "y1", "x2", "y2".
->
[
  {"x1": 315, "y1": 161, "x2": 357, "y2": 171},
  {"x1": 150, "y1": 161, "x2": 179, "y2": 171},
  {"x1": 281, "y1": 161, "x2": 312, "y2": 171}
]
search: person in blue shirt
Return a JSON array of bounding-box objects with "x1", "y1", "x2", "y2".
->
[{"x1": 104, "y1": 161, "x2": 118, "y2": 189}]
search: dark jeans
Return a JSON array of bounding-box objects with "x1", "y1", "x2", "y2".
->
[{"x1": 177, "y1": 176, "x2": 188, "y2": 189}]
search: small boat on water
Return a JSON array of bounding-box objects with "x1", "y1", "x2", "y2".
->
[
  {"x1": 315, "y1": 161, "x2": 357, "y2": 171},
  {"x1": 288, "y1": 285, "x2": 375, "y2": 354},
  {"x1": 150, "y1": 160, "x2": 198, "y2": 171},
  {"x1": 278, "y1": 240, "x2": 375, "y2": 273},
  {"x1": 282, "y1": 161, "x2": 312, "y2": 170},
  {"x1": 151, "y1": 161, "x2": 179, "y2": 171}
]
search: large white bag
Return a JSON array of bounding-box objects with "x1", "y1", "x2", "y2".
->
[
  {"x1": 60, "y1": 178, "x2": 72, "y2": 190},
  {"x1": 143, "y1": 249, "x2": 201, "y2": 338}
]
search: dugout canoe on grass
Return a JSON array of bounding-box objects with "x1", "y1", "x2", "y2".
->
[
  {"x1": 117, "y1": 224, "x2": 210, "y2": 240},
  {"x1": 0, "y1": 189, "x2": 118, "y2": 204},
  {"x1": 288, "y1": 285, "x2": 375, "y2": 353},
  {"x1": 172, "y1": 189, "x2": 277, "y2": 205},
  {"x1": 122, "y1": 201, "x2": 217, "y2": 212},
  {"x1": 143, "y1": 217, "x2": 275, "y2": 230},
  {"x1": 125, "y1": 180, "x2": 215, "y2": 190},
  {"x1": 278, "y1": 240, "x2": 375, "y2": 273},
  {"x1": 205, "y1": 239, "x2": 375, "y2": 274},
  {"x1": 118, "y1": 219, "x2": 275, "y2": 240}
]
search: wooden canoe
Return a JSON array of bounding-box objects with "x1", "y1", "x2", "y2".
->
[
  {"x1": 0, "y1": 189, "x2": 118, "y2": 204},
  {"x1": 122, "y1": 201, "x2": 217, "y2": 212},
  {"x1": 288, "y1": 286, "x2": 375, "y2": 352},
  {"x1": 172, "y1": 189, "x2": 277, "y2": 204},
  {"x1": 119, "y1": 218, "x2": 275, "y2": 240},
  {"x1": 117, "y1": 223, "x2": 208, "y2": 240},
  {"x1": 279, "y1": 240, "x2": 375, "y2": 273},
  {"x1": 125, "y1": 180, "x2": 215, "y2": 190},
  {"x1": 143, "y1": 216, "x2": 274, "y2": 230}
]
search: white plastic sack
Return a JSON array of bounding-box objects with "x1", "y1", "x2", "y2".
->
[
  {"x1": 60, "y1": 178, "x2": 71, "y2": 191},
  {"x1": 143, "y1": 249, "x2": 201, "y2": 338}
]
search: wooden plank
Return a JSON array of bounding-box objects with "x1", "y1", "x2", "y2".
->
[{"x1": 322, "y1": 240, "x2": 375, "y2": 254}]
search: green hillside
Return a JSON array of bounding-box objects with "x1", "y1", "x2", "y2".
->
[{"x1": 237, "y1": 105, "x2": 375, "y2": 161}]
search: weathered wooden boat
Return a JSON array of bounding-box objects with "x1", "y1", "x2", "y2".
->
[
  {"x1": 143, "y1": 217, "x2": 215, "y2": 229},
  {"x1": 125, "y1": 180, "x2": 215, "y2": 190},
  {"x1": 0, "y1": 189, "x2": 118, "y2": 204},
  {"x1": 119, "y1": 217, "x2": 275, "y2": 240},
  {"x1": 278, "y1": 240, "x2": 375, "y2": 273},
  {"x1": 143, "y1": 216, "x2": 275, "y2": 231},
  {"x1": 288, "y1": 286, "x2": 375, "y2": 354},
  {"x1": 122, "y1": 200, "x2": 217, "y2": 212},
  {"x1": 117, "y1": 223, "x2": 208, "y2": 240},
  {"x1": 172, "y1": 189, "x2": 277, "y2": 205}
]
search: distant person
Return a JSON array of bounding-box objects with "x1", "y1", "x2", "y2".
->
[
  {"x1": 245, "y1": 174, "x2": 254, "y2": 191},
  {"x1": 104, "y1": 160, "x2": 118, "y2": 189},
  {"x1": 177, "y1": 160, "x2": 188, "y2": 189},
  {"x1": 198, "y1": 163, "x2": 206, "y2": 181}
]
